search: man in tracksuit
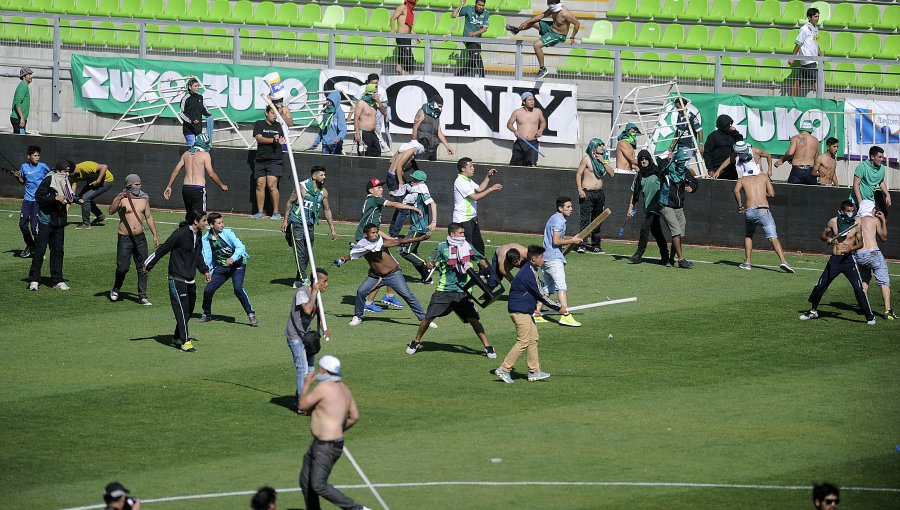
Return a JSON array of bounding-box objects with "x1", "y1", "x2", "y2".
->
[
  {"x1": 199, "y1": 213, "x2": 257, "y2": 327},
  {"x1": 142, "y1": 210, "x2": 211, "y2": 352},
  {"x1": 178, "y1": 78, "x2": 210, "y2": 147},
  {"x1": 494, "y1": 245, "x2": 561, "y2": 384}
]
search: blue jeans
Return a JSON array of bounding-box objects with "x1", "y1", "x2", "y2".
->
[
  {"x1": 201, "y1": 259, "x2": 254, "y2": 315},
  {"x1": 184, "y1": 133, "x2": 195, "y2": 147},
  {"x1": 388, "y1": 207, "x2": 410, "y2": 237},
  {"x1": 77, "y1": 181, "x2": 113, "y2": 224},
  {"x1": 744, "y1": 207, "x2": 778, "y2": 239},
  {"x1": 354, "y1": 270, "x2": 425, "y2": 319},
  {"x1": 19, "y1": 199, "x2": 39, "y2": 248},
  {"x1": 287, "y1": 337, "x2": 314, "y2": 400}
]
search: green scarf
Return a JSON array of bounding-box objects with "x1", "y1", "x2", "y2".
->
[
  {"x1": 318, "y1": 103, "x2": 336, "y2": 131},
  {"x1": 422, "y1": 102, "x2": 441, "y2": 119},
  {"x1": 836, "y1": 213, "x2": 855, "y2": 235},
  {"x1": 617, "y1": 130, "x2": 636, "y2": 148},
  {"x1": 585, "y1": 138, "x2": 608, "y2": 179},
  {"x1": 360, "y1": 94, "x2": 376, "y2": 107}
]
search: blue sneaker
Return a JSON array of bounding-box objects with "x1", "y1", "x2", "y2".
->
[
  {"x1": 364, "y1": 302, "x2": 384, "y2": 313},
  {"x1": 271, "y1": 213, "x2": 282, "y2": 220},
  {"x1": 381, "y1": 295, "x2": 405, "y2": 309},
  {"x1": 251, "y1": 212, "x2": 265, "y2": 219}
]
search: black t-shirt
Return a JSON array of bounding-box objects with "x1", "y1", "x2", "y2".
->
[{"x1": 253, "y1": 119, "x2": 284, "y2": 162}]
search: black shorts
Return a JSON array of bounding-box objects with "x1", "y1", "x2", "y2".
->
[
  {"x1": 787, "y1": 165, "x2": 817, "y2": 185},
  {"x1": 362, "y1": 130, "x2": 381, "y2": 157},
  {"x1": 424, "y1": 291, "x2": 480, "y2": 322},
  {"x1": 510, "y1": 138, "x2": 539, "y2": 167},
  {"x1": 181, "y1": 185, "x2": 206, "y2": 215},
  {"x1": 254, "y1": 159, "x2": 283, "y2": 179}
]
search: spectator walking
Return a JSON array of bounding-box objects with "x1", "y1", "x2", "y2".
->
[
  {"x1": 775, "y1": 119, "x2": 819, "y2": 184},
  {"x1": 851, "y1": 145, "x2": 891, "y2": 216},
  {"x1": 575, "y1": 138, "x2": 614, "y2": 253},
  {"x1": 855, "y1": 200, "x2": 895, "y2": 319},
  {"x1": 163, "y1": 134, "x2": 229, "y2": 222},
  {"x1": 659, "y1": 148, "x2": 698, "y2": 268},
  {"x1": 281, "y1": 166, "x2": 338, "y2": 288},
  {"x1": 178, "y1": 78, "x2": 210, "y2": 147},
  {"x1": 453, "y1": 157, "x2": 502, "y2": 255},
  {"x1": 627, "y1": 150, "x2": 669, "y2": 265},
  {"x1": 507, "y1": 92, "x2": 546, "y2": 167},
  {"x1": 109, "y1": 173, "x2": 159, "y2": 306},
  {"x1": 533, "y1": 196, "x2": 582, "y2": 327},
  {"x1": 10, "y1": 66, "x2": 32, "y2": 134},
  {"x1": 27, "y1": 159, "x2": 80, "y2": 291},
  {"x1": 789, "y1": 8, "x2": 823, "y2": 97},
  {"x1": 13, "y1": 144, "x2": 50, "y2": 258},
  {"x1": 411, "y1": 95, "x2": 454, "y2": 161},
  {"x1": 308, "y1": 90, "x2": 346, "y2": 155},
  {"x1": 353, "y1": 86, "x2": 381, "y2": 157},
  {"x1": 252, "y1": 106, "x2": 285, "y2": 219},
  {"x1": 70, "y1": 160, "x2": 114, "y2": 229},
  {"x1": 453, "y1": 0, "x2": 489, "y2": 77},
  {"x1": 199, "y1": 213, "x2": 257, "y2": 327},
  {"x1": 286, "y1": 268, "x2": 328, "y2": 413}
]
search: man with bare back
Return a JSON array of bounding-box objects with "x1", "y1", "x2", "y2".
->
[
  {"x1": 732, "y1": 142, "x2": 794, "y2": 273},
  {"x1": 298, "y1": 355, "x2": 372, "y2": 510},
  {"x1": 615, "y1": 123, "x2": 641, "y2": 174},
  {"x1": 109, "y1": 173, "x2": 159, "y2": 306},
  {"x1": 854, "y1": 200, "x2": 895, "y2": 319},
  {"x1": 508, "y1": 0, "x2": 580, "y2": 79},
  {"x1": 775, "y1": 119, "x2": 819, "y2": 185},
  {"x1": 506, "y1": 92, "x2": 546, "y2": 167},
  {"x1": 391, "y1": 0, "x2": 418, "y2": 75},
  {"x1": 353, "y1": 91, "x2": 380, "y2": 157},
  {"x1": 163, "y1": 134, "x2": 229, "y2": 221},
  {"x1": 813, "y1": 137, "x2": 839, "y2": 187},
  {"x1": 488, "y1": 242, "x2": 527, "y2": 289}
]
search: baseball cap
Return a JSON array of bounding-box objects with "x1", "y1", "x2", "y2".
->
[
  {"x1": 798, "y1": 119, "x2": 815, "y2": 133},
  {"x1": 857, "y1": 199, "x2": 875, "y2": 217},
  {"x1": 367, "y1": 178, "x2": 383, "y2": 190},
  {"x1": 104, "y1": 482, "x2": 130, "y2": 500},
  {"x1": 319, "y1": 355, "x2": 341, "y2": 375},
  {"x1": 624, "y1": 122, "x2": 642, "y2": 135},
  {"x1": 521, "y1": 91, "x2": 534, "y2": 101},
  {"x1": 410, "y1": 170, "x2": 427, "y2": 182},
  {"x1": 20, "y1": 67, "x2": 32, "y2": 78}
]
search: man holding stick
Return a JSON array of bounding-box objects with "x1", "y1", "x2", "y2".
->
[
  {"x1": 534, "y1": 197, "x2": 582, "y2": 327},
  {"x1": 507, "y1": 92, "x2": 546, "y2": 167}
]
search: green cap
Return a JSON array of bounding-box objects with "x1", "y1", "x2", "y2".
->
[{"x1": 410, "y1": 170, "x2": 427, "y2": 182}]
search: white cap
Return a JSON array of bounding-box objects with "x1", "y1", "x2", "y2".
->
[
  {"x1": 857, "y1": 199, "x2": 876, "y2": 217},
  {"x1": 318, "y1": 355, "x2": 341, "y2": 375}
]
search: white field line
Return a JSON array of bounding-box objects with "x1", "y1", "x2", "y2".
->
[{"x1": 58, "y1": 480, "x2": 900, "y2": 509}]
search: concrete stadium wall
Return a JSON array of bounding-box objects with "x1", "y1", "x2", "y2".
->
[{"x1": 2, "y1": 133, "x2": 897, "y2": 259}]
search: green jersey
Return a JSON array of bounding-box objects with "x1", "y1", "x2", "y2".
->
[
  {"x1": 290, "y1": 178, "x2": 323, "y2": 226},
  {"x1": 208, "y1": 234, "x2": 234, "y2": 266},
  {"x1": 354, "y1": 195, "x2": 387, "y2": 241},
  {"x1": 431, "y1": 241, "x2": 486, "y2": 293},
  {"x1": 850, "y1": 160, "x2": 884, "y2": 204},
  {"x1": 11, "y1": 80, "x2": 29, "y2": 120},
  {"x1": 459, "y1": 5, "x2": 489, "y2": 37}
]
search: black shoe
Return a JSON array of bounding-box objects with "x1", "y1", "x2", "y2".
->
[
  {"x1": 628, "y1": 255, "x2": 642, "y2": 264},
  {"x1": 91, "y1": 214, "x2": 106, "y2": 225},
  {"x1": 20, "y1": 246, "x2": 32, "y2": 258},
  {"x1": 506, "y1": 23, "x2": 521, "y2": 34},
  {"x1": 575, "y1": 245, "x2": 586, "y2": 254},
  {"x1": 588, "y1": 246, "x2": 604, "y2": 254}
]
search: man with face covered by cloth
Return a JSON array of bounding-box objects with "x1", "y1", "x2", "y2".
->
[
  {"x1": 614, "y1": 123, "x2": 641, "y2": 174},
  {"x1": 627, "y1": 150, "x2": 669, "y2": 265},
  {"x1": 353, "y1": 85, "x2": 380, "y2": 157},
  {"x1": 412, "y1": 95, "x2": 454, "y2": 161},
  {"x1": 109, "y1": 174, "x2": 159, "y2": 305},
  {"x1": 575, "y1": 138, "x2": 614, "y2": 253},
  {"x1": 705, "y1": 115, "x2": 745, "y2": 179},
  {"x1": 309, "y1": 90, "x2": 346, "y2": 155}
]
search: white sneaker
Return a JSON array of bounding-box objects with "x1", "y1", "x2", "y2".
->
[
  {"x1": 109, "y1": 290, "x2": 119, "y2": 301},
  {"x1": 349, "y1": 316, "x2": 363, "y2": 326},
  {"x1": 28, "y1": 281, "x2": 38, "y2": 291},
  {"x1": 53, "y1": 282, "x2": 70, "y2": 291},
  {"x1": 428, "y1": 321, "x2": 438, "y2": 329},
  {"x1": 139, "y1": 298, "x2": 152, "y2": 306}
]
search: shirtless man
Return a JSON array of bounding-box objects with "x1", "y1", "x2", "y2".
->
[
  {"x1": 353, "y1": 91, "x2": 380, "y2": 157},
  {"x1": 813, "y1": 137, "x2": 839, "y2": 187},
  {"x1": 490, "y1": 242, "x2": 527, "y2": 285},
  {"x1": 163, "y1": 134, "x2": 228, "y2": 221},
  {"x1": 615, "y1": 123, "x2": 641, "y2": 174},
  {"x1": 854, "y1": 200, "x2": 895, "y2": 319},
  {"x1": 775, "y1": 119, "x2": 819, "y2": 185},
  {"x1": 508, "y1": 0, "x2": 580, "y2": 79},
  {"x1": 732, "y1": 142, "x2": 794, "y2": 273},
  {"x1": 576, "y1": 138, "x2": 614, "y2": 253},
  {"x1": 799, "y1": 200, "x2": 876, "y2": 325},
  {"x1": 298, "y1": 355, "x2": 372, "y2": 510},
  {"x1": 507, "y1": 92, "x2": 547, "y2": 167},
  {"x1": 391, "y1": 0, "x2": 418, "y2": 75},
  {"x1": 109, "y1": 173, "x2": 159, "y2": 306},
  {"x1": 336, "y1": 223, "x2": 434, "y2": 327}
]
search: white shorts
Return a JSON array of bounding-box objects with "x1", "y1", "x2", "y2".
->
[
  {"x1": 542, "y1": 258, "x2": 567, "y2": 293},
  {"x1": 615, "y1": 168, "x2": 637, "y2": 175}
]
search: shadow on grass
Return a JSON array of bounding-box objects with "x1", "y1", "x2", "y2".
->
[
  {"x1": 203, "y1": 378, "x2": 279, "y2": 397},
  {"x1": 270, "y1": 278, "x2": 296, "y2": 287},
  {"x1": 129, "y1": 334, "x2": 180, "y2": 350},
  {"x1": 715, "y1": 260, "x2": 782, "y2": 272},
  {"x1": 204, "y1": 314, "x2": 237, "y2": 324},
  {"x1": 269, "y1": 395, "x2": 298, "y2": 414},
  {"x1": 419, "y1": 342, "x2": 484, "y2": 357},
  {"x1": 6, "y1": 248, "x2": 27, "y2": 258},
  {"x1": 93, "y1": 290, "x2": 146, "y2": 303}
]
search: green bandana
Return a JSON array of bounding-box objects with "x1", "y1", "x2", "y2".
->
[
  {"x1": 360, "y1": 94, "x2": 376, "y2": 107},
  {"x1": 319, "y1": 103, "x2": 336, "y2": 131},
  {"x1": 618, "y1": 131, "x2": 636, "y2": 148},
  {"x1": 837, "y1": 213, "x2": 855, "y2": 234},
  {"x1": 585, "y1": 138, "x2": 608, "y2": 179},
  {"x1": 189, "y1": 133, "x2": 211, "y2": 154},
  {"x1": 422, "y1": 102, "x2": 442, "y2": 119}
]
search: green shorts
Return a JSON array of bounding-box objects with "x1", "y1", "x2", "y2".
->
[{"x1": 538, "y1": 20, "x2": 567, "y2": 47}]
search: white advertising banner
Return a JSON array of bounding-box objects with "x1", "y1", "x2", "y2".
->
[
  {"x1": 319, "y1": 71, "x2": 579, "y2": 145},
  {"x1": 845, "y1": 98, "x2": 900, "y2": 160}
]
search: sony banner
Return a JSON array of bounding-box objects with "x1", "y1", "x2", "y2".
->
[
  {"x1": 845, "y1": 98, "x2": 900, "y2": 161},
  {"x1": 320, "y1": 71, "x2": 579, "y2": 145}
]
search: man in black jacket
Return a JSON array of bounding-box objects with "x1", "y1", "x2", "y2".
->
[
  {"x1": 142, "y1": 210, "x2": 212, "y2": 352},
  {"x1": 27, "y1": 159, "x2": 82, "y2": 291},
  {"x1": 704, "y1": 114, "x2": 744, "y2": 179},
  {"x1": 178, "y1": 78, "x2": 210, "y2": 148}
]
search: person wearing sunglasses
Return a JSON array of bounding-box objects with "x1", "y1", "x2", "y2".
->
[{"x1": 812, "y1": 482, "x2": 840, "y2": 508}]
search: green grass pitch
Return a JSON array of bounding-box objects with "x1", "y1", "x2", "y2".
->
[{"x1": 0, "y1": 199, "x2": 897, "y2": 509}]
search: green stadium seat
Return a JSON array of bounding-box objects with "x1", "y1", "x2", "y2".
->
[
  {"x1": 27, "y1": 0, "x2": 51, "y2": 13},
  {"x1": 272, "y1": 2, "x2": 298, "y2": 27},
  {"x1": 608, "y1": 21, "x2": 636, "y2": 46},
  {"x1": 182, "y1": 0, "x2": 208, "y2": 22},
  {"x1": 657, "y1": 0, "x2": 686, "y2": 21},
  {"x1": 635, "y1": 22, "x2": 662, "y2": 47},
  {"x1": 71, "y1": 0, "x2": 97, "y2": 16},
  {"x1": 207, "y1": 27, "x2": 232, "y2": 52},
  {"x1": 681, "y1": 0, "x2": 706, "y2": 22},
  {"x1": 224, "y1": 0, "x2": 252, "y2": 24},
  {"x1": 412, "y1": 10, "x2": 436, "y2": 34},
  {"x1": 246, "y1": 29, "x2": 275, "y2": 54},
  {"x1": 726, "y1": 0, "x2": 757, "y2": 23},
  {"x1": 182, "y1": 26, "x2": 205, "y2": 51},
  {"x1": 706, "y1": 25, "x2": 732, "y2": 51},
  {"x1": 583, "y1": 20, "x2": 612, "y2": 44},
  {"x1": 141, "y1": 0, "x2": 165, "y2": 19},
  {"x1": 707, "y1": 0, "x2": 731, "y2": 23},
  {"x1": 858, "y1": 63, "x2": 881, "y2": 90},
  {"x1": 756, "y1": 0, "x2": 781, "y2": 24},
  {"x1": 115, "y1": 22, "x2": 139, "y2": 48},
  {"x1": 850, "y1": 33, "x2": 882, "y2": 59},
  {"x1": 635, "y1": 0, "x2": 661, "y2": 20},
  {"x1": 157, "y1": 0, "x2": 186, "y2": 21},
  {"x1": 826, "y1": 62, "x2": 855, "y2": 88},
  {"x1": 656, "y1": 23, "x2": 683, "y2": 49},
  {"x1": 157, "y1": 25, "x2": 182, "y2": 50},
  {"x1": 732, "y1": 26, "x2": 757, "y2": 52},
  {"x1": 848, "y1": 4, "x2": 878, "y2": 30},
  {"x1": 824, "y1": 3, "x2": 852, "y2": 29},
  {"x1": 810, "y1": 1, "x2": 830, "y2": 23},
  {"x1": 433, "y1": 41, "x2": 459, "y2": 66},
  {"x1": 365, "y1": 8, "x2": 391, "y2": 32},
  {"x1": 293, "y1": 2, "x2": 321, "y2": 28},
  {"x1": 93, "y1": 21, "x2": 117, "y2": 46},
  {"x1": 754, "y1": 58, "x2": 789, "y2": 83},
  {"x1": 607, "y1": 0, "x2": 637, "y2": 19},
  {"x1": 314, "y1": 4, "x2": 344, "y2": 29},
  {"x1": 681, "y1": 24, "x2": 708, "y2": 50},
  {"x1": 631, "y1": 52, "x2": 660, "y2": 77},
  {"x1": 337, "y1": 6, "x2": 367, "y2": 31},
  {"x1": 205, "y1": 0, "x2": 230, "y2": 23},
  {"x1": 659, "y1": 53, "x2": 684, "y2": 78},
  {"x1": 337, "y1": 34, "x2": 363, "y2": 60},
  {"x1": 432, "y1": 12, "x2": 457, "y2": 36},
  {"x1": 726, "y1": 57, "x2": 756, "y2": 82},
  {"x1": 558, "y1": 48, "x2": 588, "y2": 73},
  {"x1": 94, "y1": 0, "x2": 117, "y2": 16},
  {"x1": 365, "y1": 36, "x2": 392, "y2": 62},
  {"x1": 359, "y1": 0, "x2": 382, "y2": 4},
  {"x1": 876, "y1": 65, "x2": 900, "y2": 92},
  {"x1": 778, "y1": 1, "x2": 805, "y2": 25},
  {"x1": 47, "y1": 0, "x2": 75, "y2": 14},
  {"x1": 757, "y1": 27, "x2": 781, "y2": 53},
  {"x1": 881, "y1": 35, "x2": 900, "y2": 60},
  {"x1": 119, "y1": 0, "x2": 140, "y2": 17},
  {"x1": 816, "y1": 30, "x2": 832, "y2": 55},
  {"x1": 777, "y1": 28, "x2": 798, "y2": 53},
  {"x1": 683, "y1": 54, "x2": 713, "y2": 80},
  {"x1": 826, "y1": 32, "x2": 854, "y2": 57},
  {"x1": 587, "y1": 49, "x2": 614, "y2": 75},
  {"x1": 69, "y1": 20, "x2": 93, "y2": 45},
  {"x1": 620, "y1": 50, "x2": 639, "y2": 75},
  {"x1": 483, "y1": 14, "x2": 506, "y2": 38},
  {"x1": 25, "y1": 17, "x2": 52, "y2": 43},
  {"x1": 0, "y1": 1, "x2": 18, "y2": 12},
  {"x1": 297, "y1": 32, "x2": 324, "y2": 58},
  {"x1": 252, "y1": 1, "x2": 277, "y2": 26},
  {"x1": 273, "y1": 31, "x2": 299, "y2": 56},
  {"x1": 875, "y1": 6, "x2": 900, "y2": 31}
]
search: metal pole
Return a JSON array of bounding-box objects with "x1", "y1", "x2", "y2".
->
[
  {"x1": 233, "y1": 27, "x2": 240, "y2": 65},
  {"x1": 52, "y1": 16, "x2": 61, "y2": 118},
  {"x1": 327, "y1": 34, "x2": 336, "y2": 69},
  {"x1": 424, "y1": 37, "x2": 432, "y2": 75},
  {"x1": 816, "y1": 58, "x2": 825, "y2": 99},
  {"x1": 514, "y1": 40, "x2": 523, "y2": 81},
  {"x1": 138, "y1": 22, "x2": 146, "y2": 59},
  {"x1": 612, "y1": 50, "x2": 621, "y2": 131},
  {"x1": 713, "y1": 55, "x2": 722, "y2": 94}
]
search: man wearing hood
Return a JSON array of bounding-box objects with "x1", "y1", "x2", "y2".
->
[
  {"x1": 353, "y1": 86, "x2": 380, "y2": 157},
  {"x1": 627, "y1": 150, "x2": 668, "y2": 265},
  {"x1": 704, "y1": 114, "x2": 744, "y2": 179},
  {"x1": 309, "y1": 90, "x2": 346, "y2": 155},
  {"x1": 615, "y1": 122, "x2": 641, "y2": 174},
  {"x1": 659, "y1": 148, "x2": 698, "y2": 268},
  {"x1": 412, "y1": 95, "x2": 453, "y2": 161},
  {"x1": 109, "y1": 173, "x2": 159, "y2": 305},
  {"x1": 775, "y1": 119, "x2": 819, "y2": 185},
  {"x1": 851, "y1": 145, "x2": 891, "y2": 215},
  {"x1": 27, "y1": 159, "x2": 81, "y2": 291},
  {"x1": 575, "y1": 138, "x2": 614, "y2": 253},
  {"x1": 507, "y1": 91, "x2": 546, "y2": 167},
  {"x1": 164, "y1": 133, "x2": 229, "y2": 222}
]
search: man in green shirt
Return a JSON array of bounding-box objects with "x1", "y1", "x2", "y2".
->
[
  {"x1": 396, "y1": 170, "x2": 438, "y2": 283},
  {"x1": 10, "y1": 67, "x2": 32, "y2": 134},
  {"x1": 851, "y1": 145, "x2": 892, "y2": 217},
  {"x1": 453, "y1": 0, "x2": 489, "y2": 77}
]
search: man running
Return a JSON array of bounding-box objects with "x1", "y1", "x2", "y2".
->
[
  {"x1": 199, "y1": 213, "x2": 258, "y2": 327},
  {"x1": 775, "y1": 119, "x2": 819, "y2": 185},
  {"x1": 854, "y1": 200, "x2": 895, "y2": 319},
  {"x1": 109, "y1": 173, "x2": 159, "y2": 306},
  {"x1": 163, "y1": 134, "x2": 229, "y2": 222},
  {"x1": 508, "y1": 0, "x2": 580, "y2": 79},
  {"x1": 732, "y1": 142, "x2": 795, "y2": 273},
  {"x1": 813, "y1": 137, "x2": 840, "y2": 186},
  {"x1": 506, "y1": 92, "x2": 546, "y2": 167}
]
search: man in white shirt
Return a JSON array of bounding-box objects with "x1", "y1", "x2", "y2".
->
[
  {"x1": 453, "y1": 157, "x2": 502, "y2": 254},
  {"x1": 789, "y1": 7, "x2": 823, "y2": 97}
]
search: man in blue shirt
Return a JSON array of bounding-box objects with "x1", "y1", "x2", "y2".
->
[
  {"x1": 14, "y1": 145, "x2": 50, "y2": 258},
  {"x1": 535, "y1": 196, "x2": 582, "y2": 327},
  {"x1": 199, "y1": 213, "x2": 257, "y2": 327},
  {"x1": 453, "y1": 0, "x2": 489, "y2": 77}
]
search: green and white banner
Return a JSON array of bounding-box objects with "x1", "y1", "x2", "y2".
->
[
  {"x1": 651, "y1": 93, "x2": 845, "y2": 155},
  {"x1": 71, "y1": 54, "x2": 320, "y2": 123}
]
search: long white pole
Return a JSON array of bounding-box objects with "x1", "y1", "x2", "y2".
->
[
  {"x1": 545, "y1": 297, "x2": 638, "y2": 314},
  {"x1": 343, "y1": 446, "x2": 390, "y2": 510}
]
